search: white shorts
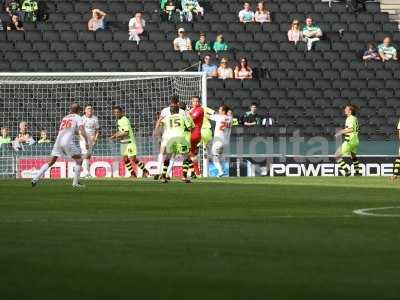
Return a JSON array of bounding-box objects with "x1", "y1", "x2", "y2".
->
[
  {"x1": 80, "y1": 137, "x2": 95, "y2": 155},
  {"x1": 51, "y1": 142, "x2": 81, "y2": 158},
  {"x1": 212, "y1": 140, "x2": 224, "y2": 156}
]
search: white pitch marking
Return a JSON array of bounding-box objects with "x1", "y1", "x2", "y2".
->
[{"x1": 353, "y1": 206, "x2": 400, "y2": 217}]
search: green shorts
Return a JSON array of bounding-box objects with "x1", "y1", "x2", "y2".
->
[
  {"x1": 201, "y1": 128, "x2": 212, "y2": 146},
  {"x1": 120, "y1": 143, "x2": 137, "y2": 157},
  {"x1": 341, "y1": 139, "x2": 359, "y2": 156}
]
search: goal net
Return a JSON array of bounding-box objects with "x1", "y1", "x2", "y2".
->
[{"x1": 0, "y1": 72, "x2": 207, "y2": 179}]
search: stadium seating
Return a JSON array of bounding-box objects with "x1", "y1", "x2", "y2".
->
[{"x1": 0, "y1": 0, "x2": 399, "y2": 140}]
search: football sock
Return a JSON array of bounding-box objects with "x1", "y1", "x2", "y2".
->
[
  {"x1": 167, "y1": 156, "x2": 175, "y2": 178},
  {"x1": 82, "y1": 159, "x2": 89, "y2": 174},
  {"x1": 73, "y1": 165, "x2": 81, "y2": 186},
  {"x1": 125, "y1": 161, "x2": 135, "y2": 176},
  {"x1": 162, "y1": 160, "x2": 169, "y2": 177},
  {"x1": 32, "y1": 163, "x2": 50, "y2": 182},
  {"x1": 157, "y1": 154, "x2": 164, "y2": 175},
  {"x1": 338, "y1": 159, "x2": 350, "y2": 175},
  {"x1": 352, "y1": 158, "x2": 361, "y2": 174},
  {"x1": 182, "y1": 159, "x2": 190, "y2": 178},
  {"x1": 135, "y1": 160, "x2": 147, "y2": 172},
  {"x1": 394, "y1": 158, "x2": 400, "y2": 176},
  {"x1": 213, "y1": 156, "x2": 224, "y2": 175}
]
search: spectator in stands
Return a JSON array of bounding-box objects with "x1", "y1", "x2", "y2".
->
[
  {"x1": 0, "y1": 19, "x2": 3, "y2": 31},
  {"x1": 7, "y1": 14, "x2": 24, "y2": 31},
  {"x1": 37, "y1": 130, "x2": 51, "y2": 144},
  {"x1": 362, "y1": 42, "x2": 380, "y2": 62},
  {"x1": 88, "y1": 8, "x2": 106, "y2": 32},
  {"x1": 302, "y1": 17, "x2": 322, "y2": 51},
  {"x1": 242, "y1": 103, "x2": 261, "y2": 127},
  {"x1": 21, "y1": 0, "x2": 39, "y2": 22},
  {"x1": 378, "y1": 37, "x2": 398, "y2": 61},
  {"x1": 12, "y1": 121, "x2": 35, "y2": 150},
  {"x1": 180, "y1": 0, "x2": 204, "y2": 22},
  {"x1": 161, "y1": 0, "x2": 181, "y2": 22},
  {"x1": 213, "y1": 34, "x2": 229, "y2": 53},
  {"x1": 217, "y1": 57, "x2": 234, "y2": 79},
  {"x1": 0, "y1": 127, "x2": 11, "y2": 147},
  {"x1": 173, "y1": 27, "x2": 192, "y2": 52},
  {"x1": 195, "y1": 32, "x2": 211, "y2": 51},
  {"x1": 234, "y1": 58, "x2": 253, "y2": 80},
  {"x1": 288, "y1": 19, "x2": 304, "y2": 45},
  {"x1": 238, "y1": 2, "x2": 255, "y2": 23},
  {"x1": 5, "y1": 0, "x2": 23, "y2": 20},
  {"x1": 128, "y1": 12, "x2": 145, "y2": 44},
  {"x1": 202, "y1": 55, "x2": 218, "y2": 78},
  {"x1": 254, "y1": 2, "x2": 271, "y2": 23}
]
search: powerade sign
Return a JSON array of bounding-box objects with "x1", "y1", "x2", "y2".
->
[{"x1": 234, "y1": 157, "x2": 398, "y2": 177}]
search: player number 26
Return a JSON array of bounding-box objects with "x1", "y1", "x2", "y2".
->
[{"x1": 60, "y1": 119, "x2": 73, "y2": 130}]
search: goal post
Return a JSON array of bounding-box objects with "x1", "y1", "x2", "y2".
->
[{"x1": 0, "y1": 72, "x2": 208, "y2": 179}]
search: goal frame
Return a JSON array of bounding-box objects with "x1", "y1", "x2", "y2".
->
[{"x1": 0, "y1": 72, "x2": 209, "y2": 178}]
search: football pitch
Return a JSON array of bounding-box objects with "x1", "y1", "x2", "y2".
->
[{"x1": 1, "y1": 177, "x2": 400, "y2": 300}]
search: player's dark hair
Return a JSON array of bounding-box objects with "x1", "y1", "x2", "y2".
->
[
  {"x1": 180, "y1": 102, "x2": 187, "y2": 110},
  {"x1": 346, "y1": 104, "x2": 358, "y2": 115},
  {"x1": 192, "y1": 95, "x2": 200, "y2": 101},
  {"x1": 112, "y1": 106, "x2": 123, "y2": 112},
  {"x1": 251, "y1": 102, "x2": 257, "y2": 107},
  {"x1": 70, "y1": 102, "x2": 81, "y2": 113},
  {"x1": 170, "y1": 96, "x2": 179, "y2": 105},
  {"x1": 170, "y1": 106, "x2": 179, "y2": 114},
  {"x1": 220, "y1": 105, "x2": 229, "y2": 114}
]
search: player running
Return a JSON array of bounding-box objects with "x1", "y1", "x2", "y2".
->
[
  {"x1": 188, "y1": 96, "x2": 204, "y2": 178},
  {"x1": 80, "y1": 104, "x2": 100, "y2": 178},
  {"x1": 32, "y1": 103, "x2": 89, "y2": 188},
  {"x1": 210, "y1": 105, "x2": 232, "y2": 177},
  {"x1": 111, "y1": 106, "x2": 149, "y2": 178},
  {"x1": 335, "y1": 104, "x2": 361, "y2": 176},
  {"x1": 159, "y1": 104, "x2": 194, "y2": 183},
  {"x1": 391, "y1": 119, "x2": 400, "y2": 181}
]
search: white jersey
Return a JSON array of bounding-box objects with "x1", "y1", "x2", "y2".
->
[
  {"x1": 211, "y1": 114, "x2": 232, "y2": 145},
  {"x1": 55, "y1": 114, "x2": 83, "y2": 146},
  {"x1": 82, "y1": 115, "x2": 99, "y2": 137}
]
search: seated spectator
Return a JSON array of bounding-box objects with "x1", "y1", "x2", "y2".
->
[
  {"x1": 234, "y1": 58, "x2": 253, "y2": 80},
  {"x1": 12, "y1": 121, "x2": 35, "y2": 150},
  {"x1": 228, "y1": 109, "x2": 240, "y2": 127},
  {"x1": 362, "y1": 42, "x2": 380, "y2": 62},
  {"x1": 238, "y1": 2, "x2": 255, "y2": 23},
  {"x1": 173, "y1": 28, "x2": 192, "y2": 52},
  {"x1": 161, "y1": 0, "x2": 181, "y2": 22},
  {"x1": 21, "y1": 0, "x2": 39, "y2": 22},
  {"x1": 37, "y1": 130, "x2": 51, "y2": 144},
  {"x1": 242, "y1": 103, "x2": 261, "y2": 127},
  {"x1": 302, "y1": 17, "x2": 322, "y2": 51},
  {"x1": 88, "y1": 8, "x2": 106, "y2": 32},
  {"x1": 128, "y1": 12, "x2": 145, "y2": 44},
  {"x1": 213, "y1": 34, "x2": 229, "y2": 53},
  {"x1": 7, "y1": 14, "x2": 24, "y2": 31},
  {"x1": 180, "y1": 0, "x2": 204, "y2": 22},
  {"x1": 0, "y1": 127, "x2": 11, "y2": 147},
  {"x1": 195, "y1": 32, "x2": 211, "y2": 51},
  {"x1": 378, "y1": 37, "x2": 398, "y2": 61},
  {"x1": 5, "y1": 0, "x2": 23, "y2": 20},
  {"x1": 288, "y1": 19, "x2": 304, "y2": 45},
  {"x1": 202, "y1": 55, "x2": 218, "y2": 78},
  {"x1": 254, "y1": 2, "x2": 271, "y2": 23},
  {"x1": 217, "y1": 57, "x2": 234, "y2": 80}
]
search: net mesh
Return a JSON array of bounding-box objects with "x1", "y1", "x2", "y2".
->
[{"x1": 0, "y1": 73, "x2": 204, "y2": 178}]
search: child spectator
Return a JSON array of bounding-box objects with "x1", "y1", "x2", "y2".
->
[
  {"x1": 202, "y1": 55, "x2": 218, "y2": 78},
  {"x1": 213, "y1": 34, "x2": 229, "y2": 53},
  {"x1": 180, "y1": 0, "x2": 204, "y2": 22},
  {"x1": 238, "y1": 2, "x2": 255, "y2": 23},
  {"x1": 0, "y1": 127, "x2": 11, "y2": 147},
  {"x1": 195, "y1": 32, "x2": 211, "y2": 51},
  {"x1": 378, "y1": 37, "x2": 398, "y2": 61},
  {"x1": 302, "y1": 17, "x2": 322, "y2": 51},
  {"x1": 254, "y1": 2, "x2": 271, "y2": 23},
  {"x1": 234, "y1": 58, "x2": 253, "y2": 80},
  {"x1": 7, "y1": 14, "x2": 24, "y2": 31},
  {"x1": 217, "y1": 57, "x2": 234, "y2": 79},
  {"x1": 21, "y1": 0, "x2": 39, "y2": 22},
  {"x1": 173, "y1": 28, "x2": 192, "y2": 52},
  {"x1": 38, "y1": 130, "x2": 51, "y2": 144},
  {"x1": 128, "y1": 12, "x2": 145, "y2": 44},
  {"x1": 288, "y1": 19, "x2": 304, "y2": 45},
  {"x1": 362, "y1": 42, "x2": 380, "y2": 62},
  {"x1": 88, "y1": 8, "x2": 106, "y2": 32}
]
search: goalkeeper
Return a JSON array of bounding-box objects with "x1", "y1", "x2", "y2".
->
[
  {"x1": 159, "y1": 104, "x2": 194, "y2": 183},
  {"x1": 111, "y1": 106, "x2": 149, "y2": 178}
]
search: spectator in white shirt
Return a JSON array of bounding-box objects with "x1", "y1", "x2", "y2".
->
[
  {"x1": 238, "y1": 2, "x2": 255, "y2": 23},
  {"x1": 88, "y1": 8, "x2": 106, "y2": 31},
  {"x1": 128, "y1": 12, "x2": 145, "y2": 44},
  {"x1": 217, "y1": 57, "x2": 234, "y2": 80},
  {"x1": 173, "y1": 27, "x2": 192, "y2": 52},
  {"x1": 254, "y1": 2, "x2": 271, "y2": 23}
]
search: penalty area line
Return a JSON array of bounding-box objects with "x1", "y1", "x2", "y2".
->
[{"x1": 353, "y1": 206, "x2": 400, "y2": 217}]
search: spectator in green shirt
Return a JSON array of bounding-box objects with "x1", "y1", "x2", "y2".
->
[
  {"x1": 0, "y1": 127, "x2": 12, "y2": 147},
  {"x1": 302, "y1": 17, "x2": 322, "y2": 51},
  {"x1": 378, "y1": 37, "x2": 398, "y2": 61},
  {"x1": 195, "y1": 32, "x2": 211, "y2": 51},
  {"x1": 213, "y1": 34, "x2": 229, "y2": 53},
  {"x1": 21, "y1": 0, "x2": 39, "y2": 22}
]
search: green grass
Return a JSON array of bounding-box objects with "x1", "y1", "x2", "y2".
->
[{"x1": 1, "y1": 177, "x2": 400, "y2": 300}]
